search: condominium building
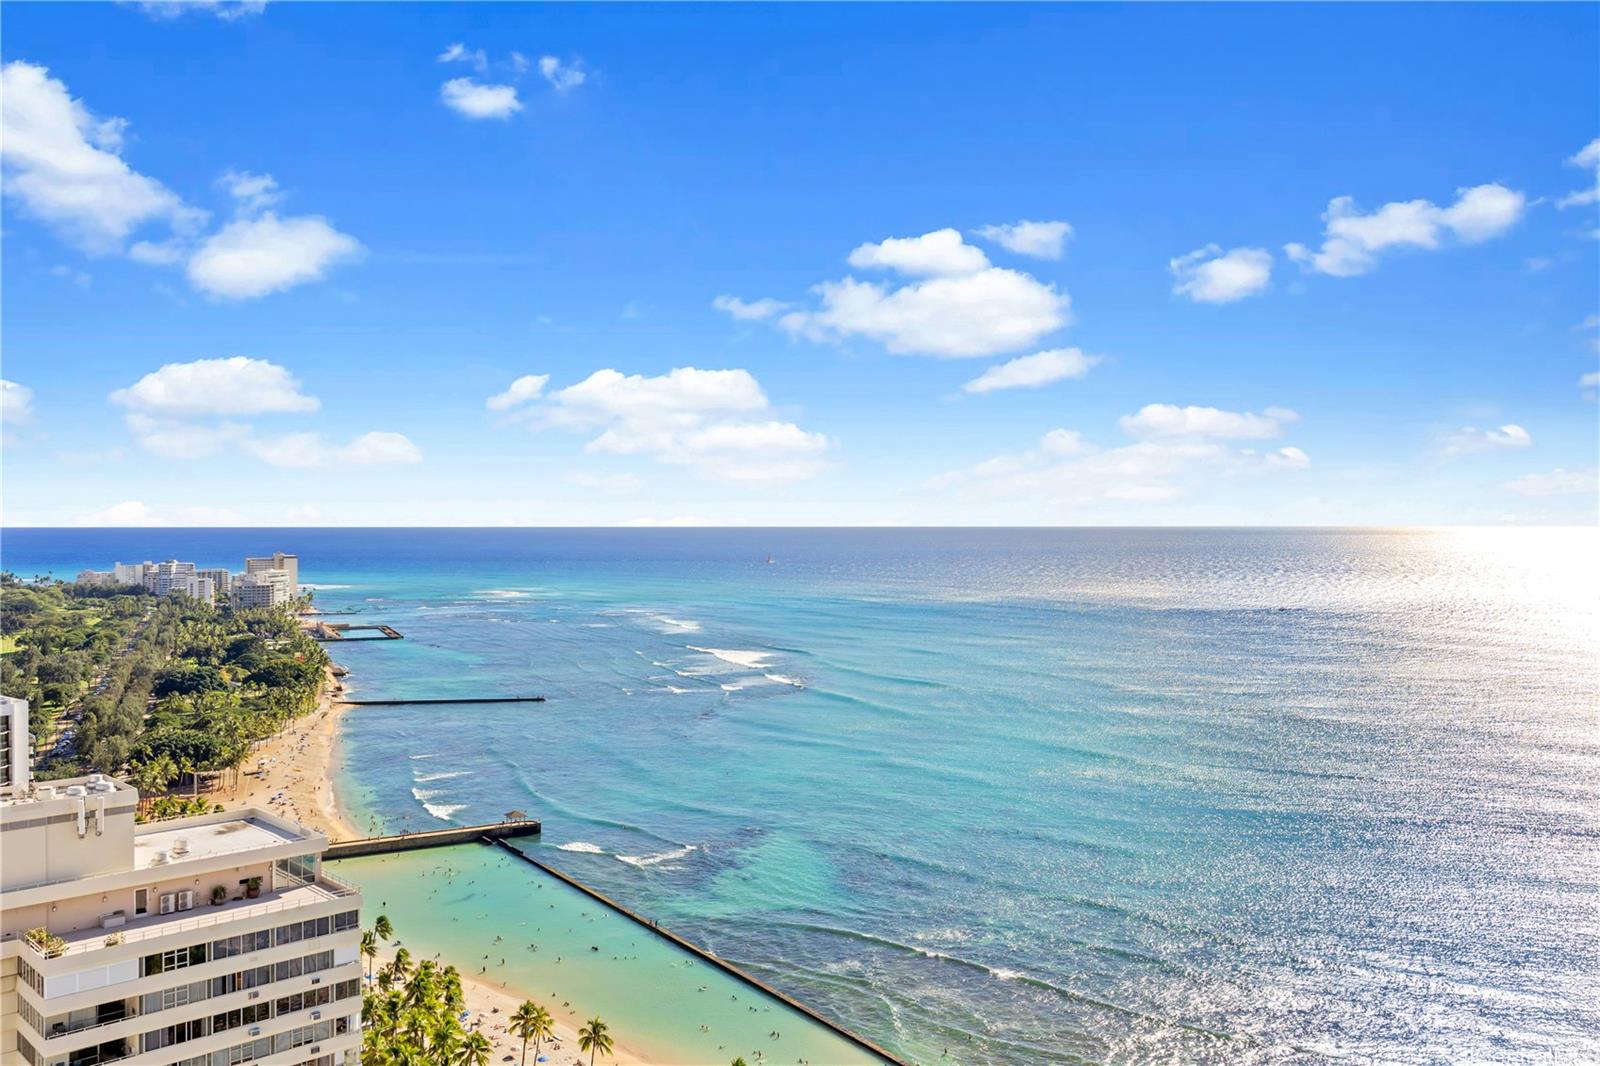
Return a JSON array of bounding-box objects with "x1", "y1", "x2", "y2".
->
[
  {"x1": 196, "y1": 572, "x2": 231, "y2": 600},
  {"x1": 150, "y1": 563, "x2": 198, "y2": 600},
  {"x1": 1, "y1": 697, "x2": 27, "y2": 796},
  {"x1": 72, "y1": 573, "x2": 115, "y2": 589},
  {"x1": 0, "y1": 706, "x2": 362, "y2": 1066},
  {"x1": 241, "y1": 555, "x2": 297, "y2": 600},
  {"x1": 111, "y1": 565, "x2": 151, "y2": 588},
  {"x1": 231, "y1": 572, "x2": 293, "y2": 610}
]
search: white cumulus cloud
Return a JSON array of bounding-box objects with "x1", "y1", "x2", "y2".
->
[
  {"x1": 219, "y1": 169, "x2": 281, "y2": 212},
  {"x1": 1558, "y1": 138, "x2": 1600, "y2": 210},
  {"x1": 962, "y1": 348, "x2": 1098, "y2": 394},
  {"x1": 1119, "y1": 404, "x2": 1297, "y2": 440},
  {"x1": 846, "y1": 228, "x2": 992, "y2": 277},
  {"x1": 731, "y1": 228, "x2": 1070, "y2": 358},
  {"x1": 111, "y1": 356, "x2": 319, "y2": 416},
  {"x1": 438, "y1": 42, "x2": 489, "y2": 72},
  {"x1": 515, "y1": 367, "x2": 829, "y2": 484},
  {"x1": 487, "y1": 374, "x2": 551, "y2": 412},
  {"x1": 1286, "y1": 183, "x2": 1525, "y2": 277},
  {"x1": 247, "y1": 430, "x2": 422, "y2": 467},
  {"x1": 0, "y1": 61, "x2": 205, "y2": 255},
  {"x1": 441, "y1": 78, "x2": 522, "y2": 120},
  {"x1": 1, "y1": 379, "x2": 36, "y2": 425},
  {"x1": 973, "y1": 220, "x2": 1073, "y2": 260},
  {"x1": 712, "y1": 295, "x2": 789, "y2": 321},
  {"x1": 186, "y1": 212, "x2": 362, "y2": 299},
  {"x1": 1169, "y1": 245, "x2": 1273, "y2": 303},
  {"x1": 933, "y1": 406, "x2": 1310, "y2": 507},
  {"x1": 1441, "y1": 423, "x2": 1532, "y2": 456},
  {"x1": 538, "y1": 56, "x2": 586, "y2": 92}
]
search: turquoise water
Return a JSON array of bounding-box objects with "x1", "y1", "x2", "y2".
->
[
  {"x1": 328, "y1": 846, "x2": 879, "y2": 1064},
  {"x1": 9, "y1": 528, "x2": 1600, "y2": 1064}
]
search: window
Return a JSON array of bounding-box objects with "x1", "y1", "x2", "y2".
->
[
  {"x1": 275, "y1": 854, "x2": 318, "y2": 885},
  {"x1": 142, "y1": 943, "x2": 207, "y2": 976}
]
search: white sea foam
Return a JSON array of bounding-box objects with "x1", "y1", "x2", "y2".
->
[
  {"x1": 617, "y1": 844, "x2": 698, "y2": 868},
  {"x1": 409, "y1": 753, "x2": 439, "y2": 760},
  {"x1": 763, "y1": 672, "x2": 805, "y2": 689},
  {"x1": 720, "y1": 683, "x2": 745, "y2": 692},
  {"x1": 411, "y1": 787, "x2": 465, "y2": 821},
  {"x1": 479, "y1": 589, "x2": 533, "y2": 599},
  {"x1": 580, "y1": 623, "x2": 614, "y2": 629},
  {"x1": 556, "y1": 841, "x2": 606, "y2": 854},
  {"x1": 687, "y1": 645, "x2": 773, "y2": 669},
  {"x1": 989, "y1": 967, "x2": 1024, "y2": 982},
  {"x1": 653, "y1": 616, "x2": 701, "y2": 632},
  {"x1": 414, "y1": 770, "x2": 469, "y2": 783}
]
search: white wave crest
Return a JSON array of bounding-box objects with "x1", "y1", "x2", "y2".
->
[
  {"x1": 653, "y1": 615, "x2": 701, "y2": 632},
  {"x1": 763, "y1": 673, "x2": 805, "y2": 689},
  {"x1": 414, "y1": 770, "x2": 469, "y2": 783},
  {"x1": 556, "y1": 841, "x2": 606, "y2": 854},
  {"x1": 409, "y1": 753, "x2": 439, "y2": 760},
  {"x1": 687, "y1": 645, "x2": 773, "y2": 669},
  {"x1": 617, "y1": 844, "x2": 698, "y2": 868}
]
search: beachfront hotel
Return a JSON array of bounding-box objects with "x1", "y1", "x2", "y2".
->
[
  {"x1": 74, "y1": 553, "x2": 300, "y2": 611},
  {"x1": 0, "y1": 699, "x2": 363, "y2": 1066}
]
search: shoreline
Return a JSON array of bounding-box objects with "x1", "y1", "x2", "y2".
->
[
  {"x1": 204, "y1": 664, "x2": 363, "y2": 842},
  {"x1": 371, "y1": 942, "x2": 656, "y2": 1066},
  {"x1": 206, "y1": 663, "x2": 668, "y2": 1064}
]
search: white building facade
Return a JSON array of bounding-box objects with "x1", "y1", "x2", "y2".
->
[{"x1": 0, "y1": 707, "x2": 362, "y2": 1066}]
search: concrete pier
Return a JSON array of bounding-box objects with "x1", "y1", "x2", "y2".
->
[
  {"x1": 336, "y1": 695, "x2": 546, "y2": 706},
  {"x1": 323, "y1": 819, "x2": 540, "y2": 859}
]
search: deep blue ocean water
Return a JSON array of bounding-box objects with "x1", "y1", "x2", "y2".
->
[{"x1": 6, "y1": 527, "x2": 1598, "y2": 1064}]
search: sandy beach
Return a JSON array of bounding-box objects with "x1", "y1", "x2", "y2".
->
[
  {"x1": 372, "y1": 943, "x2": 656, "y2": 1065},
  {"x1": 206, "y1": 665, "x2": 363, "y2": 842},
  {"x1": 204, "y1": 665, "x2": 665, "y2": 1064}
]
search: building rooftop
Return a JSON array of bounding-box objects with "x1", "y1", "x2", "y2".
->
[
  {"x1": 0, "y1": 773, "x2": 132, "y2": 808},
  {"x1": 133, "y1": 816, "x2": 304, "y2": 869}
]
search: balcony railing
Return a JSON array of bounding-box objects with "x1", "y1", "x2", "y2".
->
[{"x1": 26, "y1": 877, "x2": 357, "y2": 960}]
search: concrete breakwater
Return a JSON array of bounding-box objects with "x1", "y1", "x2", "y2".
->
[{"x1": 323, "y1": 819, "x2": 540, "y2": 858}]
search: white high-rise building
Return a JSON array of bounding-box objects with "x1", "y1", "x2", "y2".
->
[
  {"x1": 151, "y1": 562, "x2": 198, "y2": 599},
  {"x1": 1, "y1": 697, "x2": 29, "y2": 798},
  {"x1": 232, "y1": 571, "x2": 293, "y2": 610},
  {"x1": 242, "y1": 554, "x2": 298, "y2": 599},
  {"x1": 0, "y1": 703, "x2": 363, "y2": 1066},
  {"x1": 112, "y1": 563, "x2": 151, "y2": 587}
]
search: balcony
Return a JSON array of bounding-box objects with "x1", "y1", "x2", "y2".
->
[{"x1": 27, "y1": 874, "x2": 358, "y2": 961}]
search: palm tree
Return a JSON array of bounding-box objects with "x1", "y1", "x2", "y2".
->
[
  {"x1": 732, "y1": 1059, "x2": 749, "y2": 1066},
  {"x1": 453, "y1": 1031, "x2": 492, "y2": 1066},
  {"x1": 577, "y1": 1017, "x2": 613, "y2": 1066},
  {"x1": 374, "y1": 912, "x2": 394, "y2": 941},
  {"x1": 511, "y1": 1001, "x2": 554, "y2": 1066},
  {"x1": 360, "y1": 929, "x2": 378, "y2": 981},
  {"x1": 392, "y1": 946, "x2": 412, "y2": 978}
]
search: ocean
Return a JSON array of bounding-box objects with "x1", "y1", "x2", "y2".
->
[{"x1": 6, "y1": 527, "x2": 1598, "y2": 1064}]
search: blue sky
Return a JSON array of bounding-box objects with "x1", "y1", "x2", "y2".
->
[{"x1": 1, "y1": 2, "x2": 1596, "y2": 526}]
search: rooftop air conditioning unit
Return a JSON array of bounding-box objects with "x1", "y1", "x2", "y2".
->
[
  {"x1": 66, "y1": 785, "x2": 87, "y2": 797},
  {"x1": 176, "y1": 889, "x2": 195, "y2": 911},
  {"x1": 151, "y1": 851, "x2": 169, "y2": 865},
  {"x1": 37, "y1": 786, "x2": 56, "y2": 799},
  {"x1": 87, "y1": 774, "x2": 105, "y2": 786},
  {"x1": 159, "y1": 893, "x2": 176, "y2": 915},
  {"x1": 171, "y1": 838, "x2": 190, "y2": 855},
  {"x1": 91, "y1": 781, "x2": 114, "y2": 793}
]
